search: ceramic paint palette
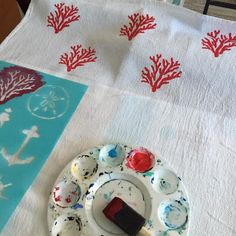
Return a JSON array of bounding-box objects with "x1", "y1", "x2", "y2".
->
[{"x1": 48, "y1": 144, "x2": 190, "y2": 236}]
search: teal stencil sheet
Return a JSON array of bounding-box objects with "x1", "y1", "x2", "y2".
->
[
  {"x1": 0, "y1": 61, "x2": 87, "y2": 230},
  {"x1": 172, "y1": 0, "x2": 181, "y2": 5}
]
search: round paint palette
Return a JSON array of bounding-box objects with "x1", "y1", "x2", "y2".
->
[{"x1": 48, "y1": 144, "x2": 190, "y2": 236}]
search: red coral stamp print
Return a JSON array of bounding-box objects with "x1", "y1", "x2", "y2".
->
[
  {"x1": 202, "y1": 30, "x2": 236, "y2": 57},
  {"x1": 141, "y1": 54, "x2": 182, "y2": 92},
  {"x1": 120, "y1": 13, "x2": 156, "y2": 40},
  {"x1": 47, "y1": 3, "x2": 80, "y2": 33},
  {"x1": 59, "y1": 44, "x2": 97, "y2": 72}
]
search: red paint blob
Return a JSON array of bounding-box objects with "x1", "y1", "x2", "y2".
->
[
  {"x1": 65, "y1": 196, "x2": 72, "y2": 203},
  {"x1": 126, "y1": 147, "x2": 155, "y2": 173}
]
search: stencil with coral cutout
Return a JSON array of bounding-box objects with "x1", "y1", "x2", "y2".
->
[{"x1": 0, "y1": 66, "x2": 45, "y2": 105}]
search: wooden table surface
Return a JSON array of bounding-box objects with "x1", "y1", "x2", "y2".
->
[{"x1": 0, "y1": 0, "x2": 21, "y2": 43}]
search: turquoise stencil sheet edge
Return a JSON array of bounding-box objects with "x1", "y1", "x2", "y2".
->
[{"x1": 0, "y1": 60, "x2": 88, "y2": 231}]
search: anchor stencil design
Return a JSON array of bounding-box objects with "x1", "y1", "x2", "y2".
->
[{"x1": 1, "y1": 126, "x2": 40, "y2": 166}]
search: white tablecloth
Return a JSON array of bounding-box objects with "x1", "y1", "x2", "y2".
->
[{"x1": 0, "y1": 0, "x2": 236, "y2": 235}]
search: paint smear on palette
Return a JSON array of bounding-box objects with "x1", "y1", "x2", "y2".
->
[{"x1": 0, "y1": 60, "x2": 87, "y2": 230}]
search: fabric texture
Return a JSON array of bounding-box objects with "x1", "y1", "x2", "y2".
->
[{"x1": 0, "y1": 0, "x2": 236, "y2": 235}]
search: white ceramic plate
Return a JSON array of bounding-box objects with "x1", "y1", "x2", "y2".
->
[{"x1": 48, "y1": 144, "x2": 190, "y2": 236}]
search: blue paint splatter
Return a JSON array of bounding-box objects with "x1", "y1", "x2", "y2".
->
[
  {"x1": 108, "y1": 148, "x2": 117, "y2": 158},
  {"x1": 72, "y1": 203, "x2": 83, "y2": 209}
]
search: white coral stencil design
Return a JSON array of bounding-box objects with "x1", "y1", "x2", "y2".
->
[{"x1": 0, "y1": 66, "x2": 45, "y2": 105}]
